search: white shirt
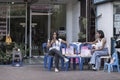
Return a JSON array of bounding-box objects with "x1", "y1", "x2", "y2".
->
[
  {"x1": 49, "y1": 38, "x2": 62, "y2": 51},
  {"x1": 96, "y1": 38, "x2": 107, "y2": 49}
]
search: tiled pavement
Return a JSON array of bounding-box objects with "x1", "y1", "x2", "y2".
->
[{"x1": 0, "y1": 65, "x2": 120, "y2": 80}]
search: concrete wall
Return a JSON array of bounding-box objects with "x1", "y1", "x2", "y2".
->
[
  {"x1": 96, "y1": 2, "x2": 113, "y2": 52},
  {"x1": 66, "y1": 1, "x2": 80, "y2": 43}
]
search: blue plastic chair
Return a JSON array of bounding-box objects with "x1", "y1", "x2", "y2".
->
[
  {"x1": 104, "y1": 52, "x2": 120, "y2": 73},
  {"x1": 70, "y1": 44, "x2": 79, "y2": 55},
  {"x1": 65, "y1": 44, "x2": 82, "y2": 71},
  {"x1": 79, "y1": 44, "x2": 92, "y2": 70},
  {"x1": 79, "y1": 44, "x2": 92, "y2": 52},
  {"x1": 42, "y1": 43, "x2": 49, "y2": 68},
  {"x1": 42, "y1": 43, "x2": 66, "y2": 71},
  {"x1": 65, "y1": 56, "x2": 82, "y2": 71}
]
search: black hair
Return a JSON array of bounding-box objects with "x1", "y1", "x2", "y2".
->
[
  {"x1": 50, "y1": 31, "x2": 59, "y2": 40},
  {"x1": 97, "y1": 30, "x2": 105, "y2": 38}
]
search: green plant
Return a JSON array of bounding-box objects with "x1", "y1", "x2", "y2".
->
[
  {"x1": 78, "y1": 32, "x2": 86, "y2": 39},
  {"x1": 14, "y1": 42, "x2": 29, "y2": 57},
  {"x1": 78, "y1": 17, "x2": 87, "y2": 41},
  {"x1": 0, "y1": 48, "x2": 12, "y2": 64}
]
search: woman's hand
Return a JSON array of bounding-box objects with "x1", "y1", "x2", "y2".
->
[
  {"x1": 67, "y1": 45, "x2": 70, "y2": 48},
  {"x1": 47, "y1": 43, "x2": 51, "y2": 48},
  {"x1": 51, "y1": 39, "x2": 55, "y2": 44},
  {"x1": 92, "y1": 49, "x2": 96, "y2": 53},
  {"x1": 82, "y1": 42, "x2": 86, "y2": 44}
]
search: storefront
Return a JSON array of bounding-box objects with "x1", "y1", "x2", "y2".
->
[
  {"x1": 94, "y1": 0, "x2": 120, "y2": 52},
  {"x1": 0, "y1": 0, "x2": 81, "y2": 58}
]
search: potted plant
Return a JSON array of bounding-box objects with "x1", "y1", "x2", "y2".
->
[
  {"x1": 0, "y1": 48, "x2": 12, "y2": 64},
  {"x1": 14, "y1": 43, "x2": 29, "y2": 58},
  {"x1": 78, "y1": 17, "x2": 87, "y2": 42},
  {"x1": 78, "y1": 32, "x2": 86, "y2": 42}
]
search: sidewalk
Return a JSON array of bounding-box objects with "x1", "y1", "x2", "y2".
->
[{"x1": 0, "y1": 65, "x2": 120, "y2": 80}]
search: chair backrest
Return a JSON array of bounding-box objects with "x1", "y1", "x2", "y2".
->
[
  {"x1": 60, "y1": 43, "x2": 67, "y2": 52},
  {"x1": 70, "y1": 44, "x2": 78, "y2": 55},
  {"x1": 80, "y1": 44, "x2": 92, "y2": 50},
  {"x1": 60, "y1": 43, "x2": 67, "y2": 49},
  {"x1": 80, "y1": 44, "x2": 92, "y2": 52},
  {"x1": 42, "y1": 43, "x2": 48, "y2": 53},
  {"x1": 112, "y1": 52, "x2": 119, "y2": 65},
  {"x1": 65, "y1": 46, "x2": 74, "y2": 54}
]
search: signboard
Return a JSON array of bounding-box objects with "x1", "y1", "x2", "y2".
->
[
  {"x1": 93, "y1": 0, "x2": 112, "y2": 4},
  {"x1": 114, "y1": 14, "x2": 120, "y2": 22},
  {"x1": 114, "y1": 14, "x2": 120, "y2": 35},
  {"x1": 114, "y1": 22, "x2": 120, "y2": 28}
]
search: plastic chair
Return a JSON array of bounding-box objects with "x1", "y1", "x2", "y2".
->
[
  {"x1": 79, "y1": 44, "x2": 92, "y2": 70},
  {"x1": 70, "y1": 44, "x2": 78, "y2": 55},
  {"x1": 70, "y1": 44, "x2": 79, "y2": 69},
  {"x1": 98, "y1": 44, "x2": 111, "y2": 71},
  {"x1": 65, "y1": 56, "x2": 82, "y2": 71},
  {"x1": 60, "y1": 43, "x2": 67, "y2": 70},
  {"x1": 12, "y1": 49, "x2": 22, "y2": 67},
  {"x1": 104, "y1": 52, "x2": 120, "y2": 73},
  {"x1": 42, "y1": 43, "x2": 66, "y2": 71},
  {"x1": 65, "y1": 44, "x2": 82, "y2": 71},
  {"x1": 43, "y1": 43, "x2": 48, "y2": 68},
  {"x1": 42, "y1": 43, "x2": 53, "y2": 70}
]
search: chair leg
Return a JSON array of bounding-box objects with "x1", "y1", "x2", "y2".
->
[
  {"x1": 108, "y1": 64, "x2": 111, "y2": 73},
  {"x1": 61, "y1": 58, "x2": 64, "y2": 71},
  {"x1": 73, "y1": 58, "x2": 76, "y2": 70},
  {"x1": 48, "y1": 57, "x2": 53, "y2": 71},
  {"x1": 51, "y1": 58, "x2": 53, "y2": 68},
  {"x1": 117, "y1": 65, "x2": 120, "y2": 72},
  {"x1": 65, "y1": 58, "x2": 70, "y2": 71},
  {"x1": 44, "y1": 56, "x2": 47, "y2": 68},
  {"x1": 111, "y1": 65, "x2": 114, "y2": 72},
  {"x1": 79, "y1": 57, "x2": 83, "y2": 71},
  {"x1": 78, "y1": 57, "x2": 82, "y2": 71},
  {"x1": 104, "y1": 63, "x2": 106, "y2": 71}
]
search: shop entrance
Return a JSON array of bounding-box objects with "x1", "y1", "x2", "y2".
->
[
  {"x1": 29, "y1": 5, "x2": 52, "y2": 57},
  {"x1": 0, "y1": 2, "x2": 66, "y2": 64}
]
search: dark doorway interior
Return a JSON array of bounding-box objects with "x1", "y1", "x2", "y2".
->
[
  {"x1": 80, "y1": 0, "x2": 96, "y2": 42},
  {"x1": 10, "y1": 18, "x2": 25, "y2": 44},
  {"x1": 32, "y1": 15, "x2": 48, "y2": 56}
]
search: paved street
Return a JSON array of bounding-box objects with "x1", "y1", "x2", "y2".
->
[{"x1": 0, "y1": 65, "x2": 120, "y2": 80}]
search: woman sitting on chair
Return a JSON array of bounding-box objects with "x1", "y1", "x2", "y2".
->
[
  {"x1": 85, "y1": 30, "x2": 108, "y2": 71},
  {"x1": 47, "y1": 31, "x2": 69, "y2": 72}
]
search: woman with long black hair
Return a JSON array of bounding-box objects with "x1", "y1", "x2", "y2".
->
[{"x1": 47, "y1": 32, "x2": 69, "y2": 72}]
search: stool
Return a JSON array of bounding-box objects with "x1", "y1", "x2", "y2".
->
[{"x1": 12, "y1": 49, "x2": 22, "y2": 67}]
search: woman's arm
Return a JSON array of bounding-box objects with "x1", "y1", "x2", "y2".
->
[
  {"x1": 85, "y1": 39, "x2": 98, "y2": 44},
  {"x1": 61, "y1": 40, "x2": 69, "y2": 47},
  {"x1": 47, "y1": 39, "x2": 53, "y2": 48},
  {"x1": 47, "y1": 42, "x2": 51, "y2": 48}
]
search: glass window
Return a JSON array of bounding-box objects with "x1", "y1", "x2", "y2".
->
[
  {"x1": 113, "y1": 3, "x2": 120, "y2": 36},
  {"x1": 51, "y1": 4, "x2": 66, "y2": 40}
]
